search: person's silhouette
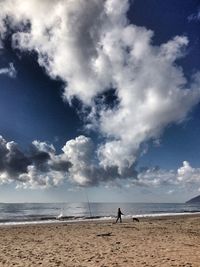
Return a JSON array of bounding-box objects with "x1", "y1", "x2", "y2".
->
[{"x1": 115, "y1": 208, "x2": 124, "y2": 223}]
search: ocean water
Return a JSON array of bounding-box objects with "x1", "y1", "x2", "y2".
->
[{"x1": 0, "y1": 202, "x2": 200, "y2": 225}]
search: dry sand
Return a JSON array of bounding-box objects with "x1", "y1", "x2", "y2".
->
[{"x1": 0, "y1": 215, "x2": 200, "y2": 267}]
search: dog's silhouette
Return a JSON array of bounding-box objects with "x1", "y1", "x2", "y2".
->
[{"x1": 132, "y1": 218, "x2": 139, "y2": 222}]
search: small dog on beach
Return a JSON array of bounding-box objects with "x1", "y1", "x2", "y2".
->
[{"x1": 132, "y1": 218, "x2": 139, "y2": 222}]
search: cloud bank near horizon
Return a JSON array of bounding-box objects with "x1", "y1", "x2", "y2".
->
[
  {"x1": 0, "y1": 0, "x2": 200, "y2": 188},
  {"x1": 0, "y1": 135, "x2": 137, "y2": 188},
  {"x1": 1, "y1": 135, "x2": 200, "y2": 192},
  {"x1": 133, "y1": 161, "x2": 200, "y2": 192}
]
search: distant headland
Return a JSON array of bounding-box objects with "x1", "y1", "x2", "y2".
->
[{"x1": 186, "y1": 195, "x2": 200, "y2": 203}]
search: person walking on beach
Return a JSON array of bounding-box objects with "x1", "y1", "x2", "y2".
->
[{"x1": 116, "y1": 208, "x2": 124, "y2": 223}]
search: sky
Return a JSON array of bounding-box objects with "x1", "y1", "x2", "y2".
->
[{"x1": 0, "y1": 0, "x2": 200, "y2": 203}]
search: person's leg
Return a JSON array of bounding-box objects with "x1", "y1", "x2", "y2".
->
[
  {"x1": 116, "y1": 216, "x2": 119, "y2": 223},
  {"x1": 120, "y1": 216, "x2": 122, "y2": 223}
]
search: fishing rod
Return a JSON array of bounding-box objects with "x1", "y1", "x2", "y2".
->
[{"x1": 85, "y1": 190, "x2": 92, "y2": 218}]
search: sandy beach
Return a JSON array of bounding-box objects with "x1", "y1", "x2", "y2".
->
[{"x1": 0, "y1": 215, "x2": 200, "y2": 267}]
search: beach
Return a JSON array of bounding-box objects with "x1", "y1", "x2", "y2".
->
[{"x1": 0, "y1": 215, "x2": 199, "y2": 267}]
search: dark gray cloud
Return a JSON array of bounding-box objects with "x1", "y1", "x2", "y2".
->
[
  {"x1": 0, "y1": 138, "x2": 30, "y2": 177},
  {"x1": 87, "y1": 164, "x2": 138, "y2": 186},
  {"x1": 0, "y1": 136, "x2": 72, "y2": 187}
]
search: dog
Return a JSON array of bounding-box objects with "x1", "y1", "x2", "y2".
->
[{"x1": 132, "y1": 217, "x2": 139, "y2": 222}]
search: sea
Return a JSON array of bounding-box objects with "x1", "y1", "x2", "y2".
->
[{"x1": 0, "y1": 202, "x2": 200, "y2": 226}]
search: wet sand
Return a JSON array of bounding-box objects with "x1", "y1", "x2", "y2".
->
[{"x1": 0, "y1": 215, "x2": 200, "y2": 267}]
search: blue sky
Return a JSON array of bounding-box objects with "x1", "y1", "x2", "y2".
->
[{"x1": 0, "y1": 0, "x2": 200, "y2": 203}]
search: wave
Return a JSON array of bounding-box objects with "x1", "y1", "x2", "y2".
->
[{"x1": 1, "y1": 211, "x2": 200, "y2": 226}]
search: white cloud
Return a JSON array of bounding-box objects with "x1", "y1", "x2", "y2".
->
[
  {"x1": 131, "y1": 161, "x2": 200, "y2": 192},
  {"x1": 134, "y1": 167, "x2": 176, "y2": 188},
  {"x1": 0, "y1": 135, "x2": 71, "y2": 188},
  {"x1": 177, "y1": 161, "x2": 200, "y2": 184},
  {"x1": 0, "y1": 62, "x2": 16, "y2": 78},
  {"x1": 0, "y1": 0, "x2": 200, "y2": 185},
  {"x1": 167, "y1": 189, "x2": 174, "y2": 194},
  {"x1": 62, "y1": 135, "x2": 95, "y2": 185},
  {"x1": 17, "y1": 165, "x2": 66, "y2": 189},
  {"x1": 62, "y1": 135, "x2": 136, "y2": 186},
  {"x1": 188, "y1": 9, "x2": 200, "y2": 22},
  {"x1": 96, "y1": 33, "x2": 200, "y2": 172}
]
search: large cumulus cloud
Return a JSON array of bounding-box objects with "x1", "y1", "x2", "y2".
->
[
  {"x1": 0, "y1": 0, "x2": 200, "y2": 187},
  {"x1": 62, "y1": 135, "x2": 137, "y2": 186}
]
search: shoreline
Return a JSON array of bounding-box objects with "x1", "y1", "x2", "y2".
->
[
  {"x1": 1, "y1": 211, "x2": 200, "y2": 227},
  {"x1": 0, "y1": 214, "x2": 200, "y2": 266}
]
